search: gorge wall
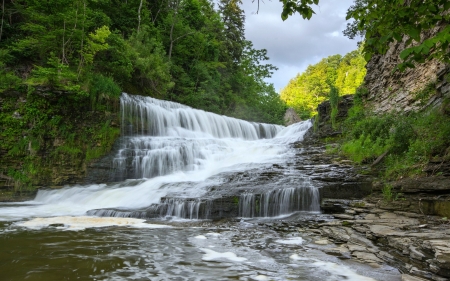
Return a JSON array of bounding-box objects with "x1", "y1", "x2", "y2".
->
[
  {"x1": 364, "y1": 24, "x2": 450, "y2": 113},
  {"x1": 0, "y1": 88, "x2": 120, "y2": 195}
]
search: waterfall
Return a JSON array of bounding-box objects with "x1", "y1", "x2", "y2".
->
[
  {"x1": 239, "y1": 186, "x2": 320, "y2": 218},
  {"x1": 120, "y1": 93, "x2": 282, "y2": 139},
  {"x1": 114, "y1": 93, "x2": 285, "y2": 180},
  {"x1": 0, "y1": 93, "x2": 318, "y2": 222}
]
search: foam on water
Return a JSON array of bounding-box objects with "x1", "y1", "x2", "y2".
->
[
  {"x1": 275, "y1": 237, "x2": 304, "y2": 245},
  {"x1": 312, "y1": 260, "x2": 378, "y2": 281},
  {"x1": 200, "y1": 248, "x2": 248, "y2": 262},
  {"x1": 14, "y1": 216, "x2": 171, "y2": 231},
  {"x1": 289, "y1": 254, "x2": 380, "y2": 281},
  {"x1": 253, "y1": 275, "x2": 269, "y2": 281},
  {"x1": 0, "y1": 94, "x2": 313, "y2": 222}
]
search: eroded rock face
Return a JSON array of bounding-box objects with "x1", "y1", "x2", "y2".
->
[
  {"x1": 310, "y1": 201, "x2": 450, "y2": 280},
  {"x1": 364, "y1": 24, "x2": 450, "y2": 114},
  {"x1": 284, "y1": 108, "x2": 302, "y2": 126}
]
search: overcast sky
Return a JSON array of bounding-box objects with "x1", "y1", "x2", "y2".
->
[{"x1": 241, "y1": 0, "x2": 358, "y2": 92}]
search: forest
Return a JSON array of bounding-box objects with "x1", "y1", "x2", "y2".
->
[
  {"x1": 1, "y1": 0, "x2": 449, "y2": 193},
  {"x1": 280, "y1": 48, "x2": 366, "y2": 119},
  {"x1": 0, "y1": 0, "x2": 286, "y2": 124}
]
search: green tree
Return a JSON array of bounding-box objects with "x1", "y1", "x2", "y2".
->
[
  {"x1": 278, "y1": 0, "x2": 450, "y2": 70},
  {"x1": 218, "y1": 0, "x2": 246, "y2": 66},
  {"x1": 335, "y1": 48, "x2": 366, "y2": 95},
  {"x1": 280, "y1": 49, "x2": 366, "y2": 118}
]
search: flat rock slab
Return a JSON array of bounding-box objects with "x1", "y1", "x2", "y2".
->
[
  {"x1": 401, "y1": 274, "x2": 429, "y2": 281},
  {"x1": 313, "y1": 200, "x2": 450, "y2": 280},
  {"x1": 332, "y1": 214, "x2": 355, "y2": 220}
]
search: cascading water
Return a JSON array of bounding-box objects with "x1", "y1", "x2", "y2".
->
[
  {"x1": 0, "y1": 93, "x2": 316, "y2": 222},
  {"x1": 113, "y1": 93, "x2": 284, "y2": 180},
  {"x1": 239, "y1": 185, "x2": 320, "y2": 218},
  {"x1": 0, "y1": 93, "x2": 395, "y2": 281}
]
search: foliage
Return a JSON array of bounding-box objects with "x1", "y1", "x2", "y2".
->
[
  {"x1": 345, "y1": 0, "x2": 450, "y2": 71},
  {"x1": 339, "y1": 101, "x2": 450, "y2": 179},
  {"x1": 0, "y1": 51, "x2": 22, "y2": 92},
  {"x1": 279, "y1": 0, "x2": 450, "y2": 70},
  {"x1": 1, "y1": 0, "x2": 290, "y2": 194},
  {"x1": 0, "y1": 0, "x2": 286, "y2": 125},
  {"x1": 381, "y1": 184, "x2": 394, "y2": 202},
  {"x1": 280, "y1": 49, "x2": 366, "y2": 118},
  {"x1": 0, "y1": 93, "x2": 120, "y2": 192},
  {"x1": 280, "y1": 0, "x2": 318, "y2": 21}
]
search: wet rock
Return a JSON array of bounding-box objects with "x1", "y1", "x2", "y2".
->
[
  {"x1": 332, "y1": 214, "x2": 354, "y2": 220},
  {"x1": 320, "y1": 199, "x2": 349, "y2": 213},
  {"x1": 293, "y1": 197, "x2": 450, "y2": 280},
  {"x1": 352, "y1": 251, "x2": 383, "y2": 265},
  {"x1": 401, "y1": 274, "x2": 429, "y2": 281},
  {"x1": 319, "y1": 182, "x2": 372, "y2": 200},
  {"x1": 324, "y1": 245, "x2": 351, "y2": 259},
  {"x1": 409, "y1": 246, "x2": 426, "y2": 261},
  {"x1": 321, "y1": 226, "x2": 353, "y2": 243}
]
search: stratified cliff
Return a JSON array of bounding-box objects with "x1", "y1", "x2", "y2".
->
[{"x1": 364, "y1": 24, "x2": 450, "y2": 113}]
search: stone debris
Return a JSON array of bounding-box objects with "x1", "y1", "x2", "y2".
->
[
  {"x1": 305, "y1": 204, "x2": 450, "y2": 281},
  {"x1": 401, "y1": 274, "x2": 430, "y2": 281}
]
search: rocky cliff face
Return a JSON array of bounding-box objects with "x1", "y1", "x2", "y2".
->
[
  {"x1": 283, "y1": 108, "x2": 301, "y2": 125},
  {"x1": 0, "y1": 89, "x2": 120, "y2": 195},
  {"x1": 364, "y1": 25, "x2": 450, "y2": 113}
]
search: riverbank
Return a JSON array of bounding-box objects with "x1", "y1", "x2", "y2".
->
[{"x1": 293, "y1": 95, "x2": 450, "y2": 280}]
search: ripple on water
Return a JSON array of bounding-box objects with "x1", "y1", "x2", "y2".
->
[{"x1": 0, "y1": 221, "x2": 401, "y2": 281}]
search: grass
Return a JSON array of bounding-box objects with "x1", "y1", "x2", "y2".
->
[{"x1": 333, "y1": 95, "x2": 450, "y2": 180}]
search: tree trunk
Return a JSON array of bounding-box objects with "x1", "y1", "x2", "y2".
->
[
  {"x1": 137, "y1": 0, "x2": 143, "y2": 32},
  {"x1": 0, "y1": 0, "x2": 5, "y2": 42},
  {"x1": 168, "y1": 0, "x2": 180, "y2": 61}
]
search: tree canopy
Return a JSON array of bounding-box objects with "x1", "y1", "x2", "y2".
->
[
  {"x1": 0, "y1": 0, "x2": 287, "y2": 124},
  {"x1": 280, "y1": 49, "x2": 366, "y2": 119},
  {"x1": 279, "y1": 0, "x2": 450, "y2": 70}
]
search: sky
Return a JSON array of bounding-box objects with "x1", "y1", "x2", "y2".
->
[{"x1": 241, "y1": 0, "x2": 358, "y2": 92}]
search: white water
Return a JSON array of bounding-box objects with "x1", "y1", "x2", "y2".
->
[
  {"x1": 0, "y1": 93, "x2": 312, "y2": 222},
  {"x1": 0, "y1": 94, "x2": 402, "y2": 281}
]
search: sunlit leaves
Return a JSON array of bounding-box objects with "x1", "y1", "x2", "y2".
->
[
  {"x1": 83, "y1": 26, "x2": 111, "y2": 65},
  {"x1": 280, "y1": 0, "x2": 450, "y2": 70},
  {"x1": 281, "y1": 49, "x2": 366, "y2": 118},
  {"x1": 280, "y1": 0, "x2": 316, "y2": 21}
]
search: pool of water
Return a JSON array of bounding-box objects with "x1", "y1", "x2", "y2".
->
[{"x1": 0, "y1": 217, "x2": 401, "y2": 281}]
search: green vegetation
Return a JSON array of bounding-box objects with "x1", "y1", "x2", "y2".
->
[
  {"x1": 280, "y1": 49, "x2": 366, "y2": 119},
  {"x1": 0, "y1": 92, "x2": 119, "y2": 193},
  {"x1": 381, "y1": 184, "x2": 394, "y2": 201},
  {"x1": 1, "y1": 0, "x2": 289, "y2": 196},
  {"x1": 0, "y1": 0, "x2": 287, "y2": 125},
  {"x1": 337, "y1": 89, "x2": 450, "y2": 180},
  {"x1": 280, "y1": 0, "x2": 450, "y2": 71}
]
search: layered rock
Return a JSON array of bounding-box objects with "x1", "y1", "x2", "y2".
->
[
  {"x1": 284, "y1": 108, "x2": 301, "y2": 125},
  {"x1": 364, "y1": 25, "x2": 450, "y2": 114},
  {"x1": 314, "y1": 201, "x2": 450, "y2": 281}
]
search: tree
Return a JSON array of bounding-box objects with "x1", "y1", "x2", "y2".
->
[
  {"x1": 335, "y1": 48, "x2": 366, "y2": 95},
  {"x1": 218, "y1": 0, "x2": 245, "y2": 66},
  {"x1": 280, "y1": 50, "x2": 366, "y2": 118},
  {"x1": 278, "y1": 0, "x2": 450, "y2": 71}
]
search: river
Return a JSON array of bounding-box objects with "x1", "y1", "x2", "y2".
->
[{"x1": 0, "y1": 94, "x2": 401, "y2": 280}]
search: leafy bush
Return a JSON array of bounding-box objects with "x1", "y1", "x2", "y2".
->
[{"x1": 340, "y1": 106, "x2": 450, "y2": 179}]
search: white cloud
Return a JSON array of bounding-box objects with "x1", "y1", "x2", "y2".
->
[{"x1": 242, "y1": 0, "x2": 358, "y2": 91}]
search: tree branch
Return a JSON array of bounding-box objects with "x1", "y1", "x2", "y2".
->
[{"x1": 0, "y1": 0, "x2": 5, "y2": 42}]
